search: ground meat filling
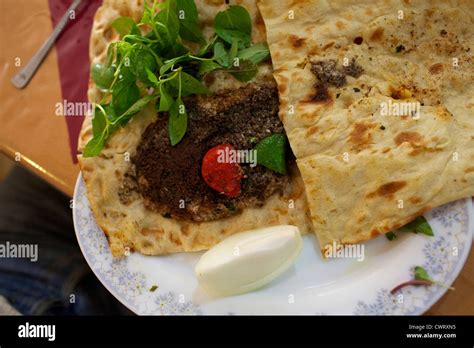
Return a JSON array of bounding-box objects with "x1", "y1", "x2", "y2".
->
[{"x1": 133, "y1": 83, "x2": 289, "y2": 222}]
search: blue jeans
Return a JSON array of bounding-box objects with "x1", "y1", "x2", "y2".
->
[{"x1": 0, "y1": 165, "x2": 131, "y2": 315}]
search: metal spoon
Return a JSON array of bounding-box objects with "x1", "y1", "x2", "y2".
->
[{"x1": 11, "y1": 0, "x2": 82, "y2": 89}]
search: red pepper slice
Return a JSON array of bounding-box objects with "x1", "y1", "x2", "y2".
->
[{"x1": 201, "y1": 144, "x2": 242, "y2": 197}]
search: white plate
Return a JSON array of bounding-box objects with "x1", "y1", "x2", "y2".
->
[{"x1": 73, "y1": 174, "x2": 473, "y2": 315}]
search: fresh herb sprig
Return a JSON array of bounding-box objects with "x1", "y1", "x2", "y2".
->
[
  {"x1": 385, "y1": 216, "x2": 434, "y2": 241},
  {"x1": 84, "y1": 0, "x2": 270, "y2": 157},
  {"x1": 390, "y1": 266, "x2": 454, "y2": 294}
]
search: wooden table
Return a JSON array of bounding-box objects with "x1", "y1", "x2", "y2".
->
[
  {"x1": 0, "y1": 0, "x2": 80, "y2": 195},
  {"x1": 0, "y1": 0, "x2": 472, "y2": 315}
]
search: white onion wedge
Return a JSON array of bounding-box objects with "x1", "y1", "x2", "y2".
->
[{"x1": 195, "y1": 225, "x2": 302, "y2": 296}]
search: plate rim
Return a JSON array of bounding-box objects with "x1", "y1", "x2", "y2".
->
[
  {"x1": 73, "y1": 173, "x2": 139, "y2": 314},
  {"x1": 73, "y1": 173, "x2": 473, "y2": 315},
  {"x1": 420, "y1": 197, "x2": 473, "y2": 314}
]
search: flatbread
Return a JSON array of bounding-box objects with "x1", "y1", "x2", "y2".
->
[
  {"x1": 258, "y1": 0, "x2": 474, "y2": 250},
  {"x1": 77, "y1": 0, "x2": 313, "y2": 257}
]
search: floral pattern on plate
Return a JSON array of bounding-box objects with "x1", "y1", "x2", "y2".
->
[
  {"x1": 354, "y1": 199, "x2": 472, "y2": 315},
  {"x1": 73, "y1": 175, "x2": 472, "y2": 315}
]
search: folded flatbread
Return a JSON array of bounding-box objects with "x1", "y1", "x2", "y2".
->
[
  {"x1": 258, "y1": 0, "x2": 474, "y2": 250},
  {"x1": 77, "y1": 0, "x2": 312, "y2": 257}
]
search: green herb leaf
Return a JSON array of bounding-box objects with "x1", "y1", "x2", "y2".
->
[
  {"x1": 91, "y1": 63, "x2": 115, "y2": 90},
  {"x1": 237, "y1": 42, "x2": 270, "y2": 64},
  {"x1": 116, "y1": 94, "x2": 158, "y2": 124},
  {"x1": 229, "y1": 59, "x2": 258, "y2": 82},
  {"x1": 414, "y1": 266, "x2": 433, "y2": 282},
  {"x1": 400, "y1": 216, "x2": 434, "y2": 236},
  {"x1": 86, "y1": 95, "x2": 157, "y2": 158},
  {"x1": 168, "y1": 97, "x2": 188, "y2": 145},
  {"x1": 141, "y1": 0, "x2": 158, "y2": 25},
  {"x1": 114, "y1": 41, "x2": 133, "y2": 67},
  {"x1": 176, "y1": 0, "x2": 205, "y2": 44},
  {"x1": 197, "y1": 35, "x2": 217, "y2": 56},
  {"x1": 198, "y1": 60, "x2": 222, "y2": 76},
  {"x1": 214, "y1": 5, "x2": 252, "y2": 49},
  {"x1": 385, "y1": 231, "x2": 397, "y2": 241},
  {"x1": 229, "y1": 38, "x2": 239, "y2": 66},
  {"x1": 111, "y1": 79, "x2": 140, "y2": 117},
  {"x1": 169, "y1": 70, "x2": 209, "y2": 96},
  {"x1": 224, "y1": 201, "x2": 236, "y2": 211},
  {"x1": 160, "y1": 54, "x2": 191, "y2": 75},
  {"x1": 91, "y1": 105, "x2": 114, "y2": 137},
  {"x1": 154, "y1": 1, "x2": 180, "y2": 49},
  {"x1": 129, "y1": 47, "x2": 159, "y2": 84},
  {"x1": 105, "y1": 43, "x2": 116, "y2": 67},
  {"x1": 83, "y1": 135, "x2": 106, "y2": 158},
  {"x1": 158, "y1": 83, "x2": 174, "y2": 111},
  {"x1": 254, "y1": 134, "x2": 287, "y2": 174},
  {"x1": 146, "y1": 68, "x2": 159, "y2": 86},
  {"x1": 84, "y1": 0, "x2": 267, "y2": 157},
  {"x1": 111, "y1": 16, "x2": 140, "y2": 38},
  {"x1": 213, "y1": 41, "x2": 230, "y2": 67}
]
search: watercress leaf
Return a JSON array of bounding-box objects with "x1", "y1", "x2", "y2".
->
[
  {"x1": 198, "y1": 60, "x2": 222, "y2": 76},
  {"x1": 176, "y1": 0, "x2": 198, "y2": 21},
  {"x1": 83, "y1": 135, "x2": 106, "y2": 158},
  {"x1": 160, "y1": 54, "x2": 191, "y2": 75},
  {"x1": 158, "y1": 83, "x2": 173, "y2": 111},
  {"x1": 254, "y1": 133, "x2": 287, "y2": 174},
  {"x1": 118, "y1": 64, "x2": 135, "y2": 82},
  {"x1": 169, "y1": 70, "x2": 209, "y2": 96},
  {"x1": 176, "y1": 0, "x2": 205, "y2": 44},
  {"x1": 115, "y1": 41, "x2": 133, "y2": 63},
  {"x1": 213, "y1": 41, "x2": 230, "y2": 67},
  {"x1": 111, "y1": 16, "x2": 140, "y2": 38},
  {"x1": 229, "y1": 38, "x2": 239, "y2": 66},
  {"x1": 385, "y1": 231, "x2": 397, "y2": 241},
  {"x1": 400, "y1": 216, "x2": 434, "y2": 236},
  {"x1": 141, "y1": 0, "x2": 158, "y2": 25},
  {"x1": 115, "y1": 93, "x2": 158, "y2": 125},
  {"x1": 129, "y1": 47, "x2": 158, "y2": 84},
  {"x1": 83, "y1": 94, "x2": 157, "y2": 157},
  {"x1": 167, "y1": 43, "x2": 190, "y2": 59},
  {"x1": 168, "y1": 97, "x2": 188, "y2": 145},
  {"x1": 414, "y1": 266, "x2": 433, "y2": 282},
  {"x1": 179, "y1": 21, "x2": 205, "y2": 44},
  {"x1": 145, "y1": 68, "x2": 159, "y2": 86},
  {"x1": 141, "y1": 7, "x2": 153, "y2": 25},
  {"x1": 198, "y1": 35, "x2": 217, "y2": 56},
  {"x1": 91, "y1": 107, "x2": 106, "y2": 138},
  {"x1": 229, "y1": 59, "x2": 258, "y2": 82},
  {"x1": 415, "y1": 219, "x2": 434, "y2": 236},
  {"x1": 237, "y1": 42, "x2": 270, "y2": 64},
  {"x1": 154, "y1": 1, "x2": 180, "y2": 48},
  {"x1": 91, "y1": 63, "x2": 115, "y2": 90},
  {"x1": 218, "y1": 30, "x2": 251, "y2": 50},
  {"x1": 111, "y1": 79, "x2": 140, "y2": 117},
  {"x1": 105, "y1": 43, "x2": 116, "y2": 67},
  {"x1": 214, "y1": 5, "x2": 252, "y2": 48}
]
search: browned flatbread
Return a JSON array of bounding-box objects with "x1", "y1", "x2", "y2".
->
[
  {"x1": 77, "y1": 0, "x2": 313, "y2": 257},
  {"x1": 258, "y1": 0, "x2": 474, "y2": 251}
]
